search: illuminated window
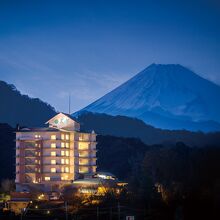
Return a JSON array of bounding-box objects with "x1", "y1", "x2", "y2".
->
[
  {"x1": 51, "y1": 135, "x2": 56, "y2": 140},
  {"x1": 79, "y1": 167, "x2": 88, "y2": 173},
  {"x1": 79, "y1": 142, "x2": 89, "y2": 150},
  {"x1": 51, "y1": 143, "x2": 56, "y2": 148},
  {"x1": 51, "y1": 152, "x2": 56, "y2": 156},
  {"x1": 61, "y1": 151, "x2": 65, "y2": 156},
  {"x1": 61, "y1": 176, "x2": 68, "y2": 180},
  {"x1": 65, "y1": 159, "x2": 69, "y2": 164},
  {"x1": 51, "y1": 168, "x2": 56, "y2": 173},
  {"x1": 45, "y1": 177, "x2": 50, "y2": 181},
  {"x1": 51, "y1": 160, "x2": 56, "y2": 165},
  {"x1": 61, "y1": 158, "x2": 65, "y2": 164},
  {"x1": 79, "y1": 159, "x2": 88, "y2": 165},
  {"x1": 61, "y1": 167, "x2": 65, "y2": 173},
  {"x1": 79, "y1": 152, "x2": 89, "y2": 157},
  {"x1": 66, "y1": 151, "x2": 69, "y2": 156},
  {"x1": 61, "y1": 134, "x2": 65, "y2": 140},
  {"x1": 92, "y1": 167, "x2": 96, "y2": 173},
  {"x1": 79, "y1": 134, "x2": 89, "y2": 141},
  {"x1": 61, "y1": 142, "x2": 65, "y2": 148},
  {"x1": 65, "y1": 167, "x2": 69, "y2": 173},
  {"x1": 65, "y1": 134, "x2": 69, "y2": 140},
  {"x1": 66, "y1": 142, "x2": 69, "y2": 148}
]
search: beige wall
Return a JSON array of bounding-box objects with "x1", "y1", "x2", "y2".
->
[{"x1": 16, "y1": 128, "x2": 97, "y2": 185}]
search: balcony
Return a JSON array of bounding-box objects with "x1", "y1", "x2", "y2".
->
[
  {"x1": 78, "y1": 154, "x2": 96, "y2": 158},
  {"x1": 78, "y1": 163, "x2": 97, "y2": 166},
  {"x1": 25, "y1": 167, "x2": 36, "y2": 173},
  {"x1": 17, "y1": 137, "x2": 43, "y2": 141}
]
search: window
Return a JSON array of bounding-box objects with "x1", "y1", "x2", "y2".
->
[
  {"x1": 65, "y1": 134, "x2": 69, "y2": 140},
  {"x1": 61, "y1": 158, "x2": 65, "y2": 164},
  {"x1": 61, "y1": 175, "x2": 69, "y2": 180},
  {"x1": 51, "y1": 143, "x2": 56, "y2": 148},
  {"x1": 61, "y1": 134, "x2": 65, "y2": 140},
  {"x1": 66, "y1": 151, "x2": 69, "y2": 156},
  {"x1": 61, "y1": 167, "x2": 65, "y2": 173},
  {"x1": 45, "y1": 177, "x2": 50, "y2": 181},
  {"x1": 79, "y1": 167, "x2": 88, "y2": 173},
  {"x1": 65, "y1": 159, "x2": 69, "y2": 164},
  {"x1": 61, "y1": 151, "x2": 65, "y2": 156},
  {"x1": 51, "y1": 168, "x2": 56, "y2": 173},
  {"x1": 79, "y1": 133, "x2": 89, "y2": 141},
  {"x1": 79, "y1": 159, "x2": 88, "y2": 165},
  {"x1": 79, "y1": 152, "x2": 89, "y2": 157},
  {"x1": 51, "y1": 152, "x2": 56, "y2": 156},
  {"x1": 65, "y1": 143, "x2": 69, "y2": 148},
  {"x1": 79, "y1": 142, "x2": 89, "y2": 150},
  {"x1": 65, "y1": 167, "x2": 69, "y2": 173},
  {"x1": 51, "y1": 135, "x2": 56, "y2": 140},
  {"x1": 51, "y1": 160, "x2": 56, "y2": 165},
  {"x1": 61, "y1": 142, "x2": 65, "y2": 148}
]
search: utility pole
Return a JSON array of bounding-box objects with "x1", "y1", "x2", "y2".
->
[
  {"x1": 65, "y1": 201, "x2": 68, "y2": 220},
  {"x1": 110, "y1": 207, "x2": 112, "y2": 220},
  {"x1": 68, "y1": 93, "x2": 71, "y2": 114},
  {"x1": 20, "y1": 209, "x2": 23, "y2": 220},
  {"x1": 118, "y1": 202, "x2": 120, "y2": 220},
  {"x1": 97, "y1": 206, "x2": 99, "y2": 220}
]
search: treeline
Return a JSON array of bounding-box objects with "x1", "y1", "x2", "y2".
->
[
  {"x1": 78, "y1": 112, "x2": 220, "y2": 146},
  {"x1": 97, "y1": 135, "x2": 220, "y2": 219}
]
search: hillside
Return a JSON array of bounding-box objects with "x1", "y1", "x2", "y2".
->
[
  {"x1": 77, "y1": 112, "x2": 220, "y2": 146},
  {"x1": 0, "y1": 80, "x2": 56, "y2": 127}
]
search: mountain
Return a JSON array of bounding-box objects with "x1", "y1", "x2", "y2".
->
[
  {"x1": 0, "y1": 80, "x2": 56, "y2": 127},
  {"x1": 77, "y1": 112, "x2": 220, "y2": 147},
  {"x1": 76, "y1": 64, "x2": 220, "y2": 131}
]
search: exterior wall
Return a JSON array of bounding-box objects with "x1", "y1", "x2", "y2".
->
[{"x1": 16, "y1": 116, "x2": 97, "y2": 190}]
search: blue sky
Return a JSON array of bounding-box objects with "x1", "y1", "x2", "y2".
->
[{"x1": 0, "y1": 0, "x2": 220, "y2": 112}]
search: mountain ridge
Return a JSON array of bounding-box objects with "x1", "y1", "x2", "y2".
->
[
  {"x1": 76, "y1": 111, "x2": 220, "y2": 146},
  {"x1": 76, "y1": 64, "x2": 220, "y2": 131}
]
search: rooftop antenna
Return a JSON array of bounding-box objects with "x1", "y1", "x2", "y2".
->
[{"x1": 68, "y1": 93, "x2": 71, "y2": 114}]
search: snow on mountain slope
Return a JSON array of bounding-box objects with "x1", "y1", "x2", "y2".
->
[{"x1": 75, "y1": 64, "x2": 220, "y2": 131}]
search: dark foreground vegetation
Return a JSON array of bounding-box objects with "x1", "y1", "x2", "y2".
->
[
  {"x1": 97, "y1": 136, "x2": 220, "y2": 219},
  {"x1": 0, "y1": 124, "x2": 220, "y2": 219}
]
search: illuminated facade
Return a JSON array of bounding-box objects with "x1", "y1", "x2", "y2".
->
[{"x1": 15, "y1": 113, "x2": 97, "y2": 190}]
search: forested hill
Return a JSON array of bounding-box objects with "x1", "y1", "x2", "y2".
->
[
  {"x1": 0, "y1": 80, "x2": 56, "y2": 127},
  {"x1": 77, "y1": 112, "x2": 220, "y2": 147}
]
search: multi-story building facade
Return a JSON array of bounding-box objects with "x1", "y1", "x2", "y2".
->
[{"x1": 15, "y1": 113, "x2": 97, "y2": 191}]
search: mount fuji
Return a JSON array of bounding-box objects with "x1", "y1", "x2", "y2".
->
[{"x1": 75, "y1": 64, "x2": 220, "y2": 132}]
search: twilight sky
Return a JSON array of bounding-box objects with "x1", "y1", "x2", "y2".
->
[{"x1": 0, "y1": 0, "x2": 220, "y2": 113}]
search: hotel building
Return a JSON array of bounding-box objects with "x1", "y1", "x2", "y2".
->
[{"x1": 15, "y1": 113, "x2": 97, "y2": 191}]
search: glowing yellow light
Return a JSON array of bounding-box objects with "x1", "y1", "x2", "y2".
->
[
  {"x1": 35, "y1": 205, "x2": 38, "y2": 209},
  {"x1": 47, "y1": 210, "x2": 50, "y2": 214},
  {"x1": 38, "y1": 194, "x2": 45, "y2": 200}
]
